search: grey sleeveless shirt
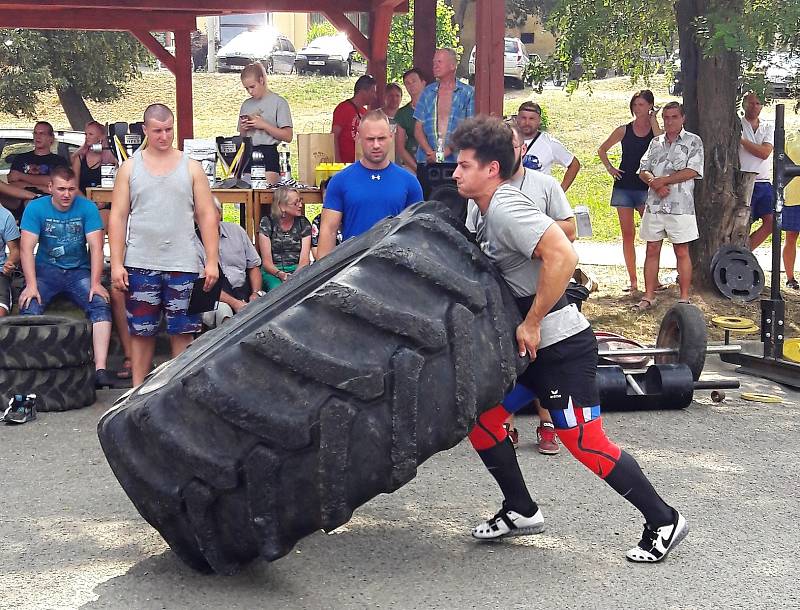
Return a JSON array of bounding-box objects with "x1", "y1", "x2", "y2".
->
[{"x1": 124, "y1": 150, "x2": 200, "y2": 273}]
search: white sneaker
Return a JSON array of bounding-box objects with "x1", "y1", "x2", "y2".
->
[
  {"x1": 626, "y1": 510, "x2": 689, "y2": 562},
  {"x1": 471, "y1": 506, "x2": 545, "y2": 540}
]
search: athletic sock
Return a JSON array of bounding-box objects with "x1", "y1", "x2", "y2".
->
[
  {"x1": 604, "y1": 450, "x2": 674, "y2": 527},
  {"x1": 477, "y1": 437, "x2": 538, "y2": 516}
]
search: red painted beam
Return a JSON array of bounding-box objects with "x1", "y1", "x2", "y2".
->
[
  {"x1": 412, "y1": 0, "x2": 436, "y2": 83},
  {"x1": 174, "y1": 28, "x2": 194, "y2": 147},
  {"x1": 0, "y1": 8, "x2": 194, "y2": 30},
  {"x1": 322, "y1": 11, "x2": 371, "y2": 59},
  {"x1": 474, "y1": 0, "x2": 504, "y2": 116},
  {"x1": 1, "y1": 0, "x2": 378, "y2": 12},
  {"x1": 367, "y1": 5, "x2": 393, "y2": 107},
  {"x1": 131, "y1": 31, "x2": 177, "y2": 73}
]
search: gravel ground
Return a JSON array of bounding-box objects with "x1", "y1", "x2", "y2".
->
[{"x1": 1, "y1": 353, "x2": 798, "y2": 610}]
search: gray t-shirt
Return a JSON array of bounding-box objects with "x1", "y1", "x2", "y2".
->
[
  {"x1": 467, "y1": 183, "x2": 589, "y2": 348},
  {"x1": 239, "y1": 92, "x2": 293, "y2": 146},
  {"x1": 197, "y1": 222, "x2": 262, "y2": 289},
  {"x1": 509, "y1": 168, "x2": 573, "y2": 220}
]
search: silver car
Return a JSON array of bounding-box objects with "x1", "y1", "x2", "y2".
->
[
  {"x1": 216, "y1": 28, "x2": 296, "y2": 74},
  {"x1": 468, "y1": 37, "x2": 531, "y2": 89}
]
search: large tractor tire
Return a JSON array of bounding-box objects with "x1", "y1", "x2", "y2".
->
[
  {"x1": 0, "y1": 315, "x2": 92, "y2": 370},
  {"x1": 98, "y1": 201, "x2": 527, "y2": 574}
]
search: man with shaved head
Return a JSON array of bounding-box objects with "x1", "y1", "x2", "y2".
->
[{"x1": 109, "y1": 103, "x2": 219, "y2": 386}]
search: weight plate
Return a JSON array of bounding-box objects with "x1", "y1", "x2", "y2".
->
[
  {"x1": 712, "y1": 249, "x2": 765, "y2": 302},
  {"x1": 740, "y1": 392, "x2": 783, "y2": 403},
  {"x1": 784, "y1": 338, "x2": 800, "y2": 363},
  {"x1": 710, "y1": 244, "x2": 748, "y2": 275},
  {"x1": 711, "y1": 315, "x2": 756, "y2": 330},
  {"x1": 734, "y1": 325, "x2": 760, "y2": 334}
]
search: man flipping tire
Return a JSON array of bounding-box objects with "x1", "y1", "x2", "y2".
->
[{"x1": 451, "y1": 116, "x2": 688, "y2": 563}]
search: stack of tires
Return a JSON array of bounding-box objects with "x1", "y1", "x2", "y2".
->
[{"x1": 0, "y1": 315, "x2": 96, "y2": 411}]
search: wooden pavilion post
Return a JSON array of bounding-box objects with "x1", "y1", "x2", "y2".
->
[
  {"x1": 367, "y1": 5, "x2": 393, "y2": 108},
  {"x1": 474, "y1": 0, "x2": 504, "y2": 116},
  {"x1": 173, "y1": 28, "x2": 194, "y2": 147},
  {"x1": 412, "y1": 0, "x2": 436, "y2": 82}
]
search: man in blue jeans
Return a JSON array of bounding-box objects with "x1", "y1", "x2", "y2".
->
[{"x1": 18, "y1": 166, "x2": 114, "y2": 388}]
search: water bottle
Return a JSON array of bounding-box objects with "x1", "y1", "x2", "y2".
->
[
  {"x1": 435, "y1": 137, "x2": 445, "y2": 163},
  {"x1": 250, "y1": 150, "x2": 267, "y2": 189},
  {"x1": 278, "y1": 143, "x2": 291, "y2": 182}
]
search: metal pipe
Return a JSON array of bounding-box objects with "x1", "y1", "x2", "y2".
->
[
  {"x1": 693, "y1": 379, "x2": 740, "y2": 390},
  {"x1": 598, "y1": 344, "x2": 742, "y2": 357},
  {"x1": 625, "y1": 374, "x2": 646, "y2": 395}
]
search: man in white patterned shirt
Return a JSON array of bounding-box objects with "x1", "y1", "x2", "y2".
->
[{"x1": 636, "y1": 101, "x2": 704, "y2": 307}]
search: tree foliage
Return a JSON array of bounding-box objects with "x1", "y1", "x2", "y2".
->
[
  {"x1": 505, "y1": 0, "x2": 559, "y2": 27},
  {"x1": 387, "y1": 0, "x2": 462, "y2": 83},
  {"x1": 0, "y1": 29, "x2": 152, "y2": 126},
  {"x1": 307, "y1": 21, "x2": 338, "y2": 43}
]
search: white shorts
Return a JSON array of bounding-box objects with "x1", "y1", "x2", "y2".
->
[{"x1": 640, "y1": 211, "x2": 699, "y2": 244}]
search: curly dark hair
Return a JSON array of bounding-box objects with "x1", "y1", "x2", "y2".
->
[{"x1": 450, "y1": 116, "x2": 515, "y2": 180}]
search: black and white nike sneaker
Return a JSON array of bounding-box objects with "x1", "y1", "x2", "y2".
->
[
  {"x1": 626, "y1": 510, "x2": 688, "y2": 562},
  {"x1": 471, "y1": 505, "x2": 545, "y2": 540}
]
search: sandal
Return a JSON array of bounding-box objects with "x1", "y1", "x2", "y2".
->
[
  {"x1": 632, "y1": 297, "x2": 655, "y2": 311},
  {"x1": 622, "y1": 285, "x2": 640, "y2": 294},
  {"x1": 116, "y1": 358, "x2": 132, "y2": 380}
]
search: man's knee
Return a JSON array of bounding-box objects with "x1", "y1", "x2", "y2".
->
[
  {"x1": 645, "y1": 240, "x2": 662, "y2": 256},
  {"x1": 556, "y1": 418, "x2": 622, "y2": 478},
  {"x1": 468, "y1": 404, "x2": 511, "y2": 451}
]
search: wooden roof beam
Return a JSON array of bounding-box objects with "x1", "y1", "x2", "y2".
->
[
  {"x1": 0, "y1": 8, "x2": 194, "y2": 30},
  {"x1": 322, "y1": 11, "x2": 370, "y2": 59},
  {"x1": 1, "y1": 0, "x2": 378, "y2": 12}
]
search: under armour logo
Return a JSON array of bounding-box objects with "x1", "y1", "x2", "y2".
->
[{"x1": 371, "y1": 174, "x2": 381, "y2": 180}]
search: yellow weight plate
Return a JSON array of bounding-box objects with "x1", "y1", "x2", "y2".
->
[
  {"x1": 712, "y1": 315, "x2": 755, "y2": 330},
  {"x1": 783, "y1": 338, "x2": 800, "y2": 364},
  {"x1": 740, "y1": 392, "x2": 783, "y2": 403},
  {"x1": 730, "y1": 325, "x2": 760, "y2": 334}
]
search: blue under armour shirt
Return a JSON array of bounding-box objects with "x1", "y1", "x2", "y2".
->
[{"x1": 324, "y1": 161, "x2": 423, "y2": 240}]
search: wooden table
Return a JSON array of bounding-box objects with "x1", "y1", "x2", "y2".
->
[{"x1": 87, "y1": 187, "x2": 256, "y2": 241}]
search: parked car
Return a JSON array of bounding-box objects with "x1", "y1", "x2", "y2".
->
[
  {"x1": 295, "y1": 35, "x2": 356, "y2": 77},
  {"x1": 216, "y1": 28, "x2": 296, "y2": 74},
  {"x1": 468, "y1": 37, "x2": 530, "y2": 89},
  {"x1": 0, "y1": 127, "x2": 84, "y2": 180}
]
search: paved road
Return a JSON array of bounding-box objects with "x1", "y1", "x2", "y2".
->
[{"x1": 1, "y1": 355, "x2": 798, "y2": 610}]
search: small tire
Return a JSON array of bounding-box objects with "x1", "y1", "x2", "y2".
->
[
  {"x1": 655, "y1": 303, "x2": 707, "y2": 381},
  {"x1": 0, "y1": 315, "x2": 93, "y2": 370},
  {"x1": 0, "y1": 363, "x2": 96, "y2": 412}
]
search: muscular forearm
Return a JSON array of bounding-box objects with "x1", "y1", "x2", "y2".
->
[
  {"x1": 316, "y1": 231, "x2": 336, "y2": 259},
  {"x1": 557, "y1": 218, "x2": 577, "y2": 242},
  {"x1": 740, "y1": 138, "x2": 772, "y2": 160}
]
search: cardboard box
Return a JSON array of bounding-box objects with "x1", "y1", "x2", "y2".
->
[{"x1": 297, "y1": 133, "x2": 335, "y2": 186}]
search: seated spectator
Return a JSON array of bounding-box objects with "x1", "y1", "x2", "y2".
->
[
  {"x1": 199, "y1": 197, "x2": 264, "y2": 328},
  {"x1": 258, "y1": 187, "x2": 311, "y2": 290},
  {"x1": 6, "y1": 121, "x2": 69, "y2": 220},
  {"x1": 71, "y1": 121, "x2": 117, "y2": 210},
  {"x1": 18, "y1": 166, "x2": 113, "y2": 388},
  {"x1": 310, "y1": 179, "x2": 341, "y2": 260},
  {"x1": 238, "y1": 62, "x2": 294, "y2": 185},
  {"x1": 0, "y1": 203, "x2": 20, "y2": 317}
]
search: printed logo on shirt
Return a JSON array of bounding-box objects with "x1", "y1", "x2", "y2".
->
[
  {"x1": 522, "y1": 154, "x2": 542, "y2": 171},
  {"x1": 23, "y1": 163, "x2": 54, "y2": 176}
]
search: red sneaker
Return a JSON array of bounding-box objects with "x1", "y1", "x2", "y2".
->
[
  {"x1": 503, "y1": 423, "x2": 519, "y2": 447},
  {"x1": 536, "y1": 423, "x2": 560, "y2": 455}
]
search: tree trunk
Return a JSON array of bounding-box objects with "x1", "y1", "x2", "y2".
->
[
  {"x1": 56, "y1": 85, "x2": 94, "y2": 130},
  {"x1": 676, "y1": 0, "x2": 750, "y2": 291}
]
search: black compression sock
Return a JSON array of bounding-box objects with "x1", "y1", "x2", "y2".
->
[
  {"x1": 604, "y1": 450, "x2": 674, "y2": 527},
  {"x1": 477, "y1": 438, "x2": 538, "y2": 516}
]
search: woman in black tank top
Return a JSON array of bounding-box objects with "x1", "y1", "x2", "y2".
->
[
  {"x1": 71, "y1": 121, "x2": 117, "y2": 216},
  {"x1": 597, "y1": 90, "x2": 663, "y2": 293}
]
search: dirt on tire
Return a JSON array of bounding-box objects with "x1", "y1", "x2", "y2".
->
[{"x1": 97, "y1": 201, "x2": 528, "y2": 574}]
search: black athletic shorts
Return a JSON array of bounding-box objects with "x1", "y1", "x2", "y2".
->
[
  {"x1": 515, "y1": 296, "x2": 600, "y2": 410},
  {"x1": 252, "y1": 144, "x2": 280, "y2": 174},
  {"x1": 0, "y1": 273, "x2": 11, "y2": 312}
]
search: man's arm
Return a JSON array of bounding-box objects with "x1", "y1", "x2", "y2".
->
[
  {"x1": 396, "y1": 125, "x2": 417, "y2": 169},
  {"x1": 109, "y1": 159, "x2": 133, "y2": 291},
  {"x1": 247, "y1": 265, "x2": 263, "y2": 300},
  {"x1": 8, "y1": 170, "x2": 51, "y2": 188},
  {"x1": 86, "y1": 229, "x2": 109, "y2": 303},
  {"x1": 3, "y1": 238, "x2": 20, "y2": 273},
  {"x1": 190, "y1": 160, "x2": 220, "y2": 291},
  {"x1": 219, "y1": 289, "x2": 246, "y2": 313},
  {"x1": 246, "y1": 116, "x2": 293, "y2": 143},
  {"x1": 741, "y1": 138, "x2": 773, "y2": 160},
  {"x1": 317, "y1": 208, "x2": 343, "y2": 259},
  {"x1": 516, "y1": 225, "x2": 579, "y2": 359},
  {"x1": 0, "y1": 182, "x2": 35, "y2": 201},
  {"x1": 17, "y1": 231, "x2": 41, "y2": 309},
  {"x1": 414, "y1": 121, "x2": 435, "y2": 163},
  {"x1": 561, "y1": 157, "x2": 580, "y2": 192},
  {"x1": 556, "y1": 218, "x2": 577, "y2": 241}
]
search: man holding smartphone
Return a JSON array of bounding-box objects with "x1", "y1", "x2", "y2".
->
[{"x1": 238, "y1": 62, "x2": 294, "y2": 184}]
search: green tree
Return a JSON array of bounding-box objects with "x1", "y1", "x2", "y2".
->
[
  {"x1": 544, "y1": 0, "x2": 800, "y2": 287},
  {"x1": 307, "y1": 21, "x2": 338, "y2": 43},
  {"x1": 0, "y1": 29, "x2": 152, "y2": 129},
  {"x1": 387, "y1": 0, "x2": 462, "y2": 83}
]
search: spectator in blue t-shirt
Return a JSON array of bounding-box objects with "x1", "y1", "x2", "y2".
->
[
  {"x1": 18, "y1": 166, "x2": 114, "y2": 388},
  {"x1": 316, "y1": 110, "x2": 423, "y2": 258},
  {"x1": 0, "y1": 204, "x2": 21, "y2": 317}
]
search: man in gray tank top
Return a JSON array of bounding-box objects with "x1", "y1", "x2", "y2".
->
[{"x1": 109, "y1": 104, "x2": 219, "y2": 386}]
